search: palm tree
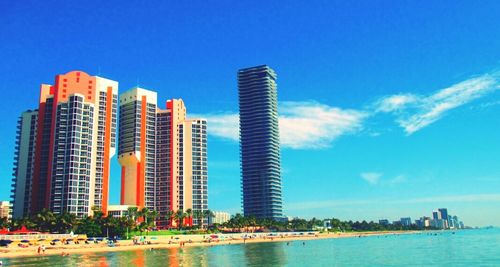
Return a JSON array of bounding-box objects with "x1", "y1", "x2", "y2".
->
[
  {"x1": 185, "y1": 208, "x2": 193, "y2": 227},
  {"x1": 149, "y1": 210, "x2": 159, "y2": 228},
  {"x1": 125, "y1": 207, "x2": 139, "y2": 237},
  {"x1": 0, "y1": 217, "x2": 8, "y2": 229},
  {"x1": 127, "y1": 207, "x2": 138, "y2": 222},
  {"x1": 193, "y1": 210, "x2": 204, "y2": 228},
  {"x1": 174, "y1": 210, "x2": 185, "y2": 230},
  {"x1": 56, "y1": 212, "x2": 77, "y2": 233},
  {"x1": 34, "y1": 209, "x2": 57, "y2": 232},
  {"x1": 165, "y1": 210, "x2": 175, "y2": 228},
  {"x1": 203, "y1": 210, "x2": 214, "y2": 228},
  {"x1": 139, "y1": 207, "x2": 150, "y2": 224}
]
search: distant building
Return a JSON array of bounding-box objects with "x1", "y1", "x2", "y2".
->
[
  {"x1": 432, "y1": 219, "x2": 447, "y2": 229},
  {"x1": 415, "y1": 217, "x2": 432, "y2": 228},
  {"x1": 0, "y1": 201, "x2": 11, "y2": 219},
  {"x1": 400, "y1": 217, "x2": 412, "y2": 227},
  {"x1": 323, "y1": 219, "x2": 332, "y2": 229},
  {"x1": 107, "y1": 205, "x2": 135, "y2": 218},
  {"x1": 379, "y1": 219, "x2": 389, "y2": 226},
  {"x1": 438, "y1": 208, "x2": 449, "y2": 228},
  {"x1": 415, "y1": 218, "x2": 423, "y2": 228},
  {"x1": 423, "y1": 217, "x2": 431, "y2": 227},
  {"x1": 211, "y1": 211, "x2": 230, "y2": 225},
  {"x1": 451, "y1": 216, "x2": 460, "y2": 229}
]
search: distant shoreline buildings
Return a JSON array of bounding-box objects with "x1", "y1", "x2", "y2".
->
[{"x1": 379, "y1": 208, "x2": 466, "y2": 230}]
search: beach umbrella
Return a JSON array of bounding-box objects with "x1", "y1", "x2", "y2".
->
[
  {"x1": 78, "y1": 238, "x2": 86, "y2": 240},
  {"x1": 38, "y1": 239, "x2": 46, "y2": 241},
  {"x1": 52, "y1": 239, "x2": 60, "y2": 242},
  {"x1": 0, "y1": 240, "x2": 12, "y2": 245},
  {"x1": 20, "y1": 240, "x2": 30, "y2": 243}
]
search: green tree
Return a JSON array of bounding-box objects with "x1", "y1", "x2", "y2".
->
[
  {"x1": 185, "y1": 208, "x2": 193, "y2": 227},
  {"x1": 33, "y1": 209, "x2": 57, "y2": 232},
  {"x1": 203, "y1": 210, "x2": 214, "y2": 228},
  {"x1": 165, "y1": 210, "x2": 174, "y2": 228},
  {"x1": 174, "y1": 209, "x2": 186, "y2": 230},
  {"x1": 55, "y1": 212, "x2": 77, "y2": 233}
]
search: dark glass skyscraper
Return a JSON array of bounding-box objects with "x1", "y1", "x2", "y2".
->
[{"x1": 238, "y1": 65, "x2": 283, "y2": 220}]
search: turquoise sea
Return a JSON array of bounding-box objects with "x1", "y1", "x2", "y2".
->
[{"x1": 2, "y1": 228, "x2": 499, "y2": 266}]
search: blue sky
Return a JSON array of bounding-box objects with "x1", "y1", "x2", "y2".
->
[{"x1": 1, "y1": 1, "x2": 499, "y2": 226}]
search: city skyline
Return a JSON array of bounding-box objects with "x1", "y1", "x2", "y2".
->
[{"x1": 1, "y1": 1, "x2": 500, "y2": 227}]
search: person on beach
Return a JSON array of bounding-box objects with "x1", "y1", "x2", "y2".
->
[
  {"x1": 42, "y1": 245, "x2": 46, "y2": 254},
  {"x1": 37, "y1": 245, "x2": 41, "y2": 254}
]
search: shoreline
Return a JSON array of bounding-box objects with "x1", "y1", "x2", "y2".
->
[{"x1": 0, "y1": 231, "x2": 421, "y2": 259}]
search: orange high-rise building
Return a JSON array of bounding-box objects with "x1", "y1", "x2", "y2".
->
[
  {"x1": 11, "y1": 70, "x2": 118, "y2": 218},
  {"x1": 118, "y1": 88, "x2": 207, "y2": 228}
]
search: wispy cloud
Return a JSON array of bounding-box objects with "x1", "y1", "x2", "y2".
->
[
  {"x1": 389, "y1": 175, "x2": 406, "y2": 185},
  {"x1": 200, "y1": 101, "x2": 367, "y2": 149},
  {"x1": 374, "y1": 94, "x2": 419, "y2": 113},
  {"x1": 360, "y1": 172, "x2": 382, "y2": 185},
  {"x1": 197, "y1": 113, "x2": 239, "y2": 141},
  {"x1": 375, "y1": 71, "x2": 500, "y2": 134},
  {"x1": 360, "y1": 173, "x2": 406, "y2": 186}
]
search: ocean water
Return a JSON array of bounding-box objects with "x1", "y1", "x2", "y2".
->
[{"x1": 2, "y1": 228, "x2": 499, "y2": 266}]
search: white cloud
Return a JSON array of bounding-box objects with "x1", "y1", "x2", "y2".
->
[
  {"x1": 279, "y1": 102, "x2": 367, "y2": 149},
  {"x1": 197, "y1": 113, "x2": 239, "y2": 141},
  {"x1": 375, "y1": 94, "x2": 419, "y2": 112},
  {"x1": 360, "y1": 172, "x2": 382, "y2": 185},
  {"x1": 199, "y1": 101, "x2": 367, "y2": 149},
  {"x1": 376, "y1": 71, "x2": 500, "y2": 134},
  {"x1": 389, "y1": 175, "x2": 406, "y2": 185}
]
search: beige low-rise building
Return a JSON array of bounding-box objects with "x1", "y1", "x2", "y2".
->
[{"x1": 0, "y1": 201, "x2": 11, "y2": 219}]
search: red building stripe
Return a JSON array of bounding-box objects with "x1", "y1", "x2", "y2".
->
[
  {"x1": 31, "y1": 100, "x2": 46, "y2": 214},
  {"x1": 45, "y1": 81, "x2": 60, "y2": 209},
  {"x1": 138, "y1": 95, "x2": 147, "y2": 208},
  {"x1": 101, "y1": 86, "x2": 113, "y2": 215}
]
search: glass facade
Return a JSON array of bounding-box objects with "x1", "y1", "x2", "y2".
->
[{"x1": 238, "y1": 65, "x2": 283, "y2": 220}]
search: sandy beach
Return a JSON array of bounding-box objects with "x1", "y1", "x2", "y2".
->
[{"x1": 0, "y1": 231, "x2": 420, "y2": 259}]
